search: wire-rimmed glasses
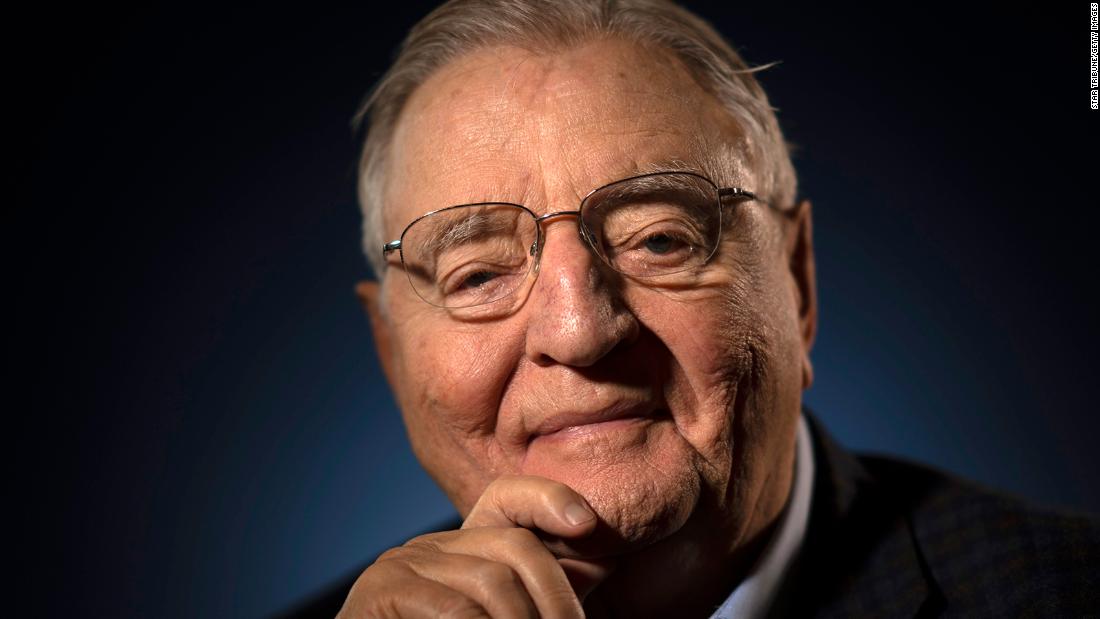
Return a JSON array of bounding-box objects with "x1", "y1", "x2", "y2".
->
[{"x1": 381, "y1": 171, "x2": 769, "y2": 315}]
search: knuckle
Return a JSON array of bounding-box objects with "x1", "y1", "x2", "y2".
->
[
  {"x1": 385, "y1": 532, "x2": 451, "y2": 559},
  {"x1": 352, "y1": 561, "x2": 408, "y2": 596},
  {"x1": 343, "y1": 563, "x2": 489, "y2": 619},
  {"x1": 491, "y1": 473, "x2": 523, "y2": 487},
  {"x1": 354, "y1": 595, "x2": 402, "y2": 619},
  {"x1": 405, "y1": 532, "x2": 446, "y2": 550},
  {"x1": 546, "y1": 593, "x2": 585, "y2": 619},
  {"x1": 499, "y1": 526, "x2": 541, "y2": 549},
  {"x1": 482, "y1": 474, "x2": 529, "y2": 502},
  {"x1": 435, "y1": 595, "x2": 489, "y2": 619},
  {"x1": 473, "y1": 560, "x2": 523, "y2": 590},
  {"x1": 528, "y1": 581, "x2": 584, "y2": 619},
  {"x1": 375, "y1": 546, "x2": 410, "y2": 563},
  {"x1": 339, "y1": 569, "x2": 403, "y2": 619},
  {"x1": 357, "y1": 560, "x2": 396, "y2": 584}
]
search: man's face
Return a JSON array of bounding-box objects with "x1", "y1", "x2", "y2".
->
[{"x1": 368, "y1": 38, "x2": 814, "y2": 560}]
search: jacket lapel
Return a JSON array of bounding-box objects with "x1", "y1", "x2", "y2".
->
[{"x1": 771, "y1": 408, "x2": 940, "y2": 618}]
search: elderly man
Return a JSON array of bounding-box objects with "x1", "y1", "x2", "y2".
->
[{"x1": 289, "y1": 1, "x2": 1098, "y2": 617}]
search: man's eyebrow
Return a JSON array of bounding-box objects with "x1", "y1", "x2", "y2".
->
[
  {"x1": 412, "y1": 207, "x2": 520, "y2": 263},
  {"x1": 634, "y1": 157, "x2": 703, "y2": 176},
  {"x1": 604, "y1": 156, "x2": 746, "y2": 193},
  {"x1": 620, "y1": 156, "x2": 739, "y2": 185}
]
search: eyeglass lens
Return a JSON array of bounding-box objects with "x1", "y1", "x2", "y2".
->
[{"x1": 398, "y1": 172, "x2": 721, "y2": 310}]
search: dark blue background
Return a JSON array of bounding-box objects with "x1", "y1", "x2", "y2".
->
[{"x1": 19, "y1": 1, "x2": 1098, "y2": 617}]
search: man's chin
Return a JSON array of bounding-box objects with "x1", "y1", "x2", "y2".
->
[{"x1": 520, "y1": 420, "x2": 703, "y2": 556}]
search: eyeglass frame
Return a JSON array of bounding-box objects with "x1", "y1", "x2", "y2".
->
[{"x1": 380, "y1": 170, "x2": 780, "y2": 306}]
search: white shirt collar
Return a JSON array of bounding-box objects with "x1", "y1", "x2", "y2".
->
[{"x1": 709, "y1": 413, "x2": 815, "y2": 619}]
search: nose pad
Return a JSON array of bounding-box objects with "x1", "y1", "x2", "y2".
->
[
  {"x1": 529, "y1": 233, "x2": 542, "y2": 275},
  {"x1": 528, "y1": 220, "x2": 599, "y2": 280},
  {"x1": 578, "y1": 224, "x2": 594, "y2": 249},
  {"x1": 577, "y1": 224, "x2": 606, "y2": 265}
]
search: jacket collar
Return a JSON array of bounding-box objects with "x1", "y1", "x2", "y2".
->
[{"x1": 774, "y1": 406, "x2": 939, "y2": 618}]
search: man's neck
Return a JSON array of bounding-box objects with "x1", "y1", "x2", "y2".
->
[{"x1": 710, "y1": 415, "x2": 816, "y2": 618}]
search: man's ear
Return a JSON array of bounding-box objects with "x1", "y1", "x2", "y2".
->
[
  {"x1": 355, "y1": 279, "x2": 397, "y2": 388},
  {"x1": 784, "y1": 199, "x2": 817, "y2": 390}
]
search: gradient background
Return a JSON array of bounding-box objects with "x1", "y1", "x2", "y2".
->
[{"x1": 18, "y1": 1, "x2": 1099, "y2": 617}]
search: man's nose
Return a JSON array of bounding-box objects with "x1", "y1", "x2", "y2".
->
[{"x1": 523, "y1": 220, "x2": 639, "y2": 367}]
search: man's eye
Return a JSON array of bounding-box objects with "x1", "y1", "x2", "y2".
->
[
  {"x1": 437, "y1": 261, "x2": 525, "y2": 306},
  {"x1": 632, "y1": 228, "x2": 696, "y2": 257},
  {"x1": 440, "y1": 266, "x2": 504, "y2": 294},
  {"x1": 642, "y1": 233, "x2": 682, "y2": 255},
  {"x1": 457, "y1": 270, "x2": 498, "y2": 289}
]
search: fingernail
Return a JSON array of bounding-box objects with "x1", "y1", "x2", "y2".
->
[{"x1": 564, "y1": 502, "x2": 595, "y2": 526}]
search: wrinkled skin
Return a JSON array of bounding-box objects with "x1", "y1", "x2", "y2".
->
[{"x1": 348, "y1": 37, "x2": 817, "y2": 618}]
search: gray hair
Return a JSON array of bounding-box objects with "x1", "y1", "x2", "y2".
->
[{"x1": 354, "y1": 0, "x2": 798, "y2": 277}]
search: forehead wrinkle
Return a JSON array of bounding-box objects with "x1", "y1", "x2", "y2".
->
[
  {"x1": 539, "y1": 68, "x2": 731, "y2": 192},
  {"x1": 390, "y1": 39, "x2": 760, "y2": 239},
  {"x1": 437, "y1": 49, "x2": 566, "y2": 209},
  {"x1": 509, "y1": 43, "x2": 692, "y2": 193},
  {"x1": 497, "y1": 50, "x2": 554, "y2": 110},
  {"x1": 409, "y1": 49, "x2": 550, "y2": 164},
  {"x1": 383, "y1": 52, "x2": 534, "y2": 242},
  {"x1": 534, "y1": 96, "x2": 701, "y2": 209}
]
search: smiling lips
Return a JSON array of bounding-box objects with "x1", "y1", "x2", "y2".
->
[{"x1": 526, "y1": 399, "x2": 664, "y2": 443}]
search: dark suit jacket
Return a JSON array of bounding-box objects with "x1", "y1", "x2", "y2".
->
[{"x1": 282, "y1": 408, "x2": 1100, "y2": 617}]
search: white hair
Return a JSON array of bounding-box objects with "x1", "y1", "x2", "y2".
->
[{"x1": 353, "y1": 0, "x2": 798, "y2": 277}]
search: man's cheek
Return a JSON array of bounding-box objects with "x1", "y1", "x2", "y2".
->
[
  {"x1": 406, "y1": 331, "x2": 510, "y2": 433},
  {"x1": 676, "y1": 289, "x2": 754, "y2": 385}
]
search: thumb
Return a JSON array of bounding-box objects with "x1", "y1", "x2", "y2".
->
[{"x1": 462, "y1": 475, "x2": 597, "y2": 539}]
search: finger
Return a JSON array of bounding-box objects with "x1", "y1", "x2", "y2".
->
[
  {"x1": 401, "y1": 551, "x2": 538, "y2": 619},
  {"x1": 462, "y1": 475, "x2": 597, "y2": 539},
  {"x1": 339, "y1": 559, "x2": 490, "y2": 619},
  {"x1": 422, "y1": 527, "x2": 586, "y2": 619},
  {"x1": 558, "y1": 557, "x2": 617, "y2": 602}
]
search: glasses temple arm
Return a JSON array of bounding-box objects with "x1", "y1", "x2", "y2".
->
[
  {"x1": 718, "y1": 187, "x2": 784, "y2": 212},
  {"x1": 383, "y1": 240, "x2": 402, "y2": 256}
]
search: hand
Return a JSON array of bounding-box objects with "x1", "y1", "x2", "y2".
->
[{"x1": 337, "y1": 475, "x2": 616, "y2": 618}]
